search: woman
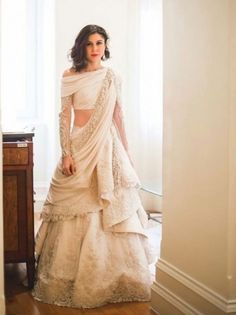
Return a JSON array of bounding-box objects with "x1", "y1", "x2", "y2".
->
[{"x1": 32, "y1": 24, "x2": 153, "y2": 309}]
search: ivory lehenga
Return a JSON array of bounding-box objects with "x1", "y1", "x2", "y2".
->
[{"x1": 32, "y1": 67, "x2": 154, "y2": 308}]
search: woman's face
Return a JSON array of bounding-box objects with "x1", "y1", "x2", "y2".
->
[{"x1": 85, "y1": 33, "x2": 106, "y2": 63}]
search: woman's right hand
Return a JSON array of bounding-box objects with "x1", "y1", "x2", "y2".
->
[{"x1": 62, "y1": 154, "x2": 76, "y2": 176}]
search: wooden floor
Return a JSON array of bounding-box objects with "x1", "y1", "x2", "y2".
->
[{"x1": 5, "y1": 263, "x2": 155, "y2": 315}]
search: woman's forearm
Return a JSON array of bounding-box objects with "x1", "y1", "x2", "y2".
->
[{"x1": 113, "y1": 105, "x2": 129, "y2": 152}]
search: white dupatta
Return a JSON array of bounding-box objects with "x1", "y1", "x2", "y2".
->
[{"x1": 38, "y1": 67, "x2": 147, "y2": 243}]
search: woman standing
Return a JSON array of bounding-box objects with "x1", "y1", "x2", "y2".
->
[{"x1": 33, "y1": 24, "x2": 153, "y2": 308}]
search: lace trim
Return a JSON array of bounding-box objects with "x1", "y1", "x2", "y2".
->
[
  {"x1": 112, "y1": 71, "x2": 130, "y2": 154},
  {"x1": 110, "y1": 125, "x2": 140, "y2": 190},
  {"x1": 40, "y1": 210, "x2": 100, "y2": 222},
  {"x1": 40, "y1": 188, "x2": 141, "y2": 223},
  {"x1": 33, "y1": 267, "x2": 151, "y2": 309},
  {"x1": 112, "y1": 134, "x2": 122, "y2": 190},
  {"x1": 59, "y1": 95, "x2": 72, "y2": 157},
  {"x1": 40, "y1": 203, "x2": 101, "y2": 222}
]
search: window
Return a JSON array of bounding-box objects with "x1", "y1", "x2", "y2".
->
[
  {"x1": 1, "y1": 0, "x2": 37, "y2": 128},
  {"x1": 1, "y1": 0, "x2": 56, "y2": 188}
]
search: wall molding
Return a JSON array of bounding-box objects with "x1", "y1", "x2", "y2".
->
[
  {"x1": 150, "y1": 304, "x2": 161, "y2": 315},
  {"x1": 152, "y1": 281, "x2": 203, "y2": 315},
  {"x1": 157, "y1": 258, "x2": 236, "y2": 313}
]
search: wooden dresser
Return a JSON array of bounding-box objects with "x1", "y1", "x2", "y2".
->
[{"x1": 3, "y1": 132, "x2": 35, "y2": 288}]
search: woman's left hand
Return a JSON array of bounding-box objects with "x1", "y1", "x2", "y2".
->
[{"x1": 62, "y1": 154, "x2": 76, "y2": 176}]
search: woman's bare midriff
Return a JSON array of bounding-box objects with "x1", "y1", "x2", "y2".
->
[{"x1": 73, "y1": 109, "x2": 95, "y2": 127}]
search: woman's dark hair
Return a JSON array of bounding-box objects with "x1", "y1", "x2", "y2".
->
[{"x1": 69, "y1": 24, "x2": 110, "y2": 72}]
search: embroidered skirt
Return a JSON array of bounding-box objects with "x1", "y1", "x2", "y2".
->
[{"x1": 32, "y1": 124, "x2": 154, "y2": 308}]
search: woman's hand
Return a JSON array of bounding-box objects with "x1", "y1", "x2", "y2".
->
[{"x1": 62, "y1": 154, "x2": 76, "y2": 176}]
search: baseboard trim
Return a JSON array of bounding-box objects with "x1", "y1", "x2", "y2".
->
[
  {"x1": 0, "y1": 294, "x2": 5, "y2": 315},
  {"x1": 152, "y1": 281, "x2": 203, "y2": 315},
  {"x1": 150, "y1": 304, "x2": 161, "y2": 315},
  {"x1": 157, "y1": 258, "x2": 236, "y2": 313}
]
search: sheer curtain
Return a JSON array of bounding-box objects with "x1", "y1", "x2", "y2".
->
[
  {"x1": 126, "y1": 0, "x2": 163, "y2": 195},
  {"x1": 139, "y1": 0, "x2": 163, "y2": 194},
  {"x1": 1, "y1": 0, "x2": 56, "y2": 193},
  {"x1": 1, "y1": 0, "x2": 33, "y2": 128}
]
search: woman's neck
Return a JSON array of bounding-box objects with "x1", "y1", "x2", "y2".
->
[{"x1": 85, "y1": 62, "x2": 103, "y2": 72}]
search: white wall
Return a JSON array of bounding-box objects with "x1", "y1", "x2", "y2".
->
[
  {"x1": 163, "y1": 0, "x2": 230, "y2": 292},
  {"x1": 151, "y1": 0, "x2": 236, "y2": 314},
  {"x1": 228, "y1": 0, "x2": 236, "y2": 300}
]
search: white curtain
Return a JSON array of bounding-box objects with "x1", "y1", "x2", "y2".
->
[
  {"x1": 1, "y1": 0, "x2": 29, "y2": 128},
  {"x1": 1, "y1": 0, "x2": 56, "y2": 190},
  {"x1": 126, "y1": 0, "x2": 163, "y2": 195}
]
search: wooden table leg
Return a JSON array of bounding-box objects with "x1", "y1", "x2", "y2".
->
[{"x1": 26, "y1": 259, "x2": 35, "y2": 289}]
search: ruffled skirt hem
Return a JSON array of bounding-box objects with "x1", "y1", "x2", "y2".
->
[
  {"x1": 32, "y1": 210, "x2": 154, "y2": 309},
  {"x1": 32, "y1": 293, "x2": 150, "y2": 309}
]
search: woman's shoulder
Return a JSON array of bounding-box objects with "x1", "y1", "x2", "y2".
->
[{"x1": 62, "y1": 67, "x2": 77, "y2": 78}]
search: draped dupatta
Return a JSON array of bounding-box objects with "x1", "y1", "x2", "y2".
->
[
  {"x1": 37, "y1": 67, "x2": 148, "y2": 255},
  {"x1": 60, "y1": 67, "x2": 117, "y2": 186}
]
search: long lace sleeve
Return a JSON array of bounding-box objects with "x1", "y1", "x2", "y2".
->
[
  {"x1": 113, "y1": 75, "x2": 129, "y2": 152},
  {"x1": 59, "y1": 95, "x2": 73, "y2": 157}
]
